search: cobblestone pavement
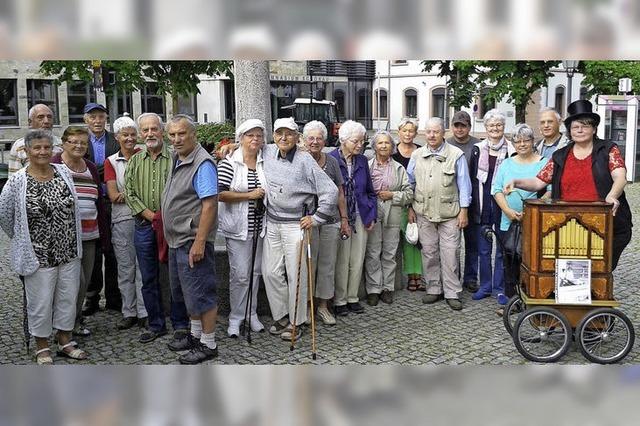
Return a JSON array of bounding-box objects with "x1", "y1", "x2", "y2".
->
[{"x1": 1, "y1": 186, "x2": 640, "y2": 365}]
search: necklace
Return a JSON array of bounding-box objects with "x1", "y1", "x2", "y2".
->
[
  {"x1": 63, "y1": 158, "x2": 87, "y2": 173},
  {"x1": 27, "y1": 167, "x2": 53, "y2": 181}
]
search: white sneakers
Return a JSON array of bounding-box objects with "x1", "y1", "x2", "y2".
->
[
  {"x1": 229, "y1": 316, "x2": 265, "y2": 337},
  {"x1": 316, "y1": 306, "x2": 336, "y2": 325}
]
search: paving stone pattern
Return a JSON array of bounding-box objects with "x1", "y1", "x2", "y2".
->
[{"x1": 1, "y1": 185, "x2": 639, "y2": 365}]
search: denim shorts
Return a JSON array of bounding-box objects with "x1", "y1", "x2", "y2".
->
[{"x1": 168, "y1": 240, "x2": 217, "y2": 316}]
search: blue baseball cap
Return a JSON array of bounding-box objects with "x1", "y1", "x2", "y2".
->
[{"x1": 83, "y1": 103, "x2": 107, "y2": 114}]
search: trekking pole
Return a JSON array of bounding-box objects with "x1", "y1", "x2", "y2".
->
[
  {"x1": 305, "y1": 225, "x2": 317, "y2": 360},
  {"x1": 290, "y1": 205, "x2": 308, "y2": 351},
  {"x1": 242, "y1": 198, "x2": 264, "y2": 344}
]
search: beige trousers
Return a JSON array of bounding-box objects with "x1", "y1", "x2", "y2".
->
[{"x1": 334, "y1": 215, "x2": 368, "y2": 305}]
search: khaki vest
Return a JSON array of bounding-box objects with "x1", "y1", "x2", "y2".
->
[{"x1": 412, "y1": 143, "x2": 463, "y2": 222}]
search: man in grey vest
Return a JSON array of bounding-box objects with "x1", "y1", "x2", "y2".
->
[
  {"x1": 407, "y1": 117, "x2": 472, "y2": 310},
  {"x1": 162, "y1": 115, "x2": 219, "y2": 364},
  {"x1": 535, "y1": 107, "x2": 569, "y2": 159}
]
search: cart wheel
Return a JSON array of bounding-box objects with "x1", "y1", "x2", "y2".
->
[
  {"x1": 575, "y1": 308, "x2": 635, "y2": 364},
  {"x1": 503, "y1": 295, "x2": 524, "y2": 336},
  {"x1": 513, "y1": 306, "x2": 572, "y2": 363}
]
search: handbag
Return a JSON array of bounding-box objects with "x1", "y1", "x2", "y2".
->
[
  {"x1": 405, "y1": 222, "x2": 419, "y2": 245},
  {"x1": 503, "y1": 219, "x2": 522, "y2": 259}
]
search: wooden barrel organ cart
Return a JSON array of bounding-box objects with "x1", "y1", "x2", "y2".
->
[{"x1": 503, "y1": 200, "x2": 635, "y2": 364}]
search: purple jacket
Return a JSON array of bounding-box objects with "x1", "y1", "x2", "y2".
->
[{"x1": 329, "y1": 148, "x2": 377, "y2": 227}]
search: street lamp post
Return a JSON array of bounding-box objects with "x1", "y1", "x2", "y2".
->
[{"x1": 563, "y1": 60, "x2": 580, "y2": 108}]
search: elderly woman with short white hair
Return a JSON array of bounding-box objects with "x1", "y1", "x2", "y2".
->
[
  {"x1": 104, "y1": 116, "x2": 148, "y2": 330},
  {"x1": 218, "y1": 119, "x2": 268, "y2": 337},
  {"x1": 364, "y1": 131, "x2": 412, "y2": 305},
  {"x1": 329, "y1": 120, "x2": 377, "y2": 316},
  {"x1": 469, "y1": 109, "x2": 515, "y2": 305},
  {"x1": 303, "y1": 120, "x2": 349, "y2": 325}
]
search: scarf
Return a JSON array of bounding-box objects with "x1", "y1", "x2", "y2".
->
[
  {"x1": 477, "y1": 138, "x2": 508, "y2": 185},
  {"x1": 340, "y1": 152, "x2": 358, "y2": 232}
]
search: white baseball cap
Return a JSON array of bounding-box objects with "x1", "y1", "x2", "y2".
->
[
  {"x1": 273, "y1": 117, "x2": 298, "y2": 132},
  {"x1": 235, "y1": 119, "x2": 265, "y2": 142}
]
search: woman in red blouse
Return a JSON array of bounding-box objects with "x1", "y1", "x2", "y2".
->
[{"x1": 506, "y1": 100, "x2": 632, "y2": 270}]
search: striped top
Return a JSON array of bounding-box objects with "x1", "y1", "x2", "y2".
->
[
  {"x1": 62, "y1": 164, "x2": 99, "y2": 241},
  {"x1": 217, "y1": 159, "x2": 264, "y2": 234},
  {"x1": 125, "y1": 145, "x2": 172, "y2": 216}
]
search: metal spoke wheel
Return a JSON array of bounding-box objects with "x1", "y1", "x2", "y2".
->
[
  {"x1": 503, "y1": 295, "x2": 525, "y2": 336},
  {"x1": 575, "y1": 308, "x2": 635, "y2": 364},
  {"x1": 513, "y1": 306, "x2": 572, "y2": 363}
]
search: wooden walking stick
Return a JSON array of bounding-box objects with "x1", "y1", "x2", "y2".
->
[
  {"x1": 290, "y1": 206, "x2": 308, "y2": 351},
  {"x1": 305, "y1": 226, "x2": 317, "y2": 360}
]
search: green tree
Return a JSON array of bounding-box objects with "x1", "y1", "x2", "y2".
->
[
  {"x1": 422, "y1": 61, "x2": 560, "y2": 123},
  {"x1": 39, "y1": 60, "x2": 233, "y2": 117},
  {"x1": 579, "y1": 61, "x2": 640, "y2": 97}
]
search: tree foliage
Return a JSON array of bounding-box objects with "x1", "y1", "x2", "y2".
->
[
  {"x1": 422, "y1": 60, "x2": 560, "y2": 122},
  {"x1": 39, "y1": 60, "x2": 233, "y2": 113},
  {"x1": 579, "y1": 61, "x2": 640, "y2": 97}
]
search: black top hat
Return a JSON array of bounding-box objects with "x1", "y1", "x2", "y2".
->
[{"x1": 564, "y1": 99, "x2": 600, "y2": 128}]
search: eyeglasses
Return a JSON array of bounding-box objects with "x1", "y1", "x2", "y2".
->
[
  {"x1": 275, "y1": 131, "x2": 298, "y2": 139},
  {"x1": 487, "y1": 123, "x2": 505, "y2": 129},
  {"x1": 305, "y1": 136, "x2": 325, "y2": 143},
  {"x1": 346, "y1": 138, "x2": 365, "y2": 145},
  {"x1": 514, "y1": 138, "x2": 533, "y2": 145},
  {"x1": 65, "y1": 140, "x2": 88, "y2": 147},
  {"x1": 570, "y1": 124, "x2": 593, "y2": 132}
]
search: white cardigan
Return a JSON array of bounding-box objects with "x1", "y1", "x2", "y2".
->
[
  {"x1": 218, "y1": 148, "x2": 268, "y2": 241},
  {"x1": 0, "y1": 165, "x2": 83, "y2": 276}
]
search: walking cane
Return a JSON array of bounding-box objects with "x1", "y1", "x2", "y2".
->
[
  {"x1": 242, "y1": 198, "x2": 264, "y2": 344},
  {"x1": 290, "y1": 205, "x2": 308, "y2": 351},
  {"x1": 305, "y1": 224, "x2": 317, "y2": 360}
]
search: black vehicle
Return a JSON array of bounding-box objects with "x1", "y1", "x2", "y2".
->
[{"x1": 280, "y1": 98, "x2": 341, "y2": 146}]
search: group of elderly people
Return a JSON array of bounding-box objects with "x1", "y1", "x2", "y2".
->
[{"x1": 0, "y1": 97, "x2": 632, "y2": 364}]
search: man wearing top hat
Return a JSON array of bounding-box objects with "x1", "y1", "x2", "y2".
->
[{"x1": 82, "y1": 102, "x2": 121, "y2": 317}]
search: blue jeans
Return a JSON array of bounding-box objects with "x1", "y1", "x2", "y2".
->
[
  {"x1": 134, "y1": 219, "x2": 189, "y2": 332},
  {"x1": 462, "y1": 222, "x2": 479, "y2": 284},
  {"x1": 477, "y1": 200, "x2": 504, "y2": 296}
]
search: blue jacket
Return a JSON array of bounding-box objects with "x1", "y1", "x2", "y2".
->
[{"x1": 329, "y1": 148, "x2": 377, "y2": 227}]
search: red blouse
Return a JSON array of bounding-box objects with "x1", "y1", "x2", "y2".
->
[{"x1": 536, "y1": 145, "x2": 625, "y2": 201}]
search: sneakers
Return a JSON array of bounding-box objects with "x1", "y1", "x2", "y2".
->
[
  {"x1": 139, "y1": 328, "x2": 168, "y2": 344},
  {"x1": 347, "y1": 302, "x2": 364, "y2": 314},
  {"x1": 117, "y1": 317, "x2": 138, "y2": 330},
  {"x1": 316, "y1": 306, "x2": 336, "y2": 325},
  {"x1": 422, "y1": 294, "x2": 444, "y2": 304},
  {"x1": 446, "y1": 298, "x2": 463, "y2": 311},
  {"x1": 269, "y1": 318, "x2": 289, "y2": 335},
  {"x1": 471, "y1": 290, "x2": 492, "y2": 300},
  {"x1": 250, "y1": 316, "x2": 265, "y2": 333},
  {"x1": 168, "y1": 333, "x2": 198, "y2": 351},
  {"x1": 178, "y1": 341, "x2": 218, "y2": 365},
  {"x1": 227, "y1": 321, "x2": 240, "y2": 338},
  {"x1": 497, "y1": 293, "x2": 509, "y2": 305},
  {"x1": 380, "y1": 290, "x2": 394, "y2": 305},
  {"x1": 367, "y1": 293, "x2": 379, "y2": 306},
  {"x1": 280, "y1": 324, "x2": 303, "y2": 341},
  {"x1": 334, "y1": 305, "x2": 349, "y2": 317}
]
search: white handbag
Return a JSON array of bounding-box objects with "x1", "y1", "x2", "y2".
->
[{"x1": 405, "y1": 222, "x2": 419, "y2": 245}]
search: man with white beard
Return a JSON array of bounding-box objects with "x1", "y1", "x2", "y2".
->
[{"x1": 125, "y1": 113, "x2": 190, "y2": 347}]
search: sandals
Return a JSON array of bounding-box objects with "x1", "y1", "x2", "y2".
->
[
  {"x1": 57, "y1": 341, "x2": 88, "y2": 360},
  {"x1": 407, "y1": 279, "x2": 418, "y2": 292},
  {"x1": 35, "y1": 348, "x2": 54, "y2": 365}
]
